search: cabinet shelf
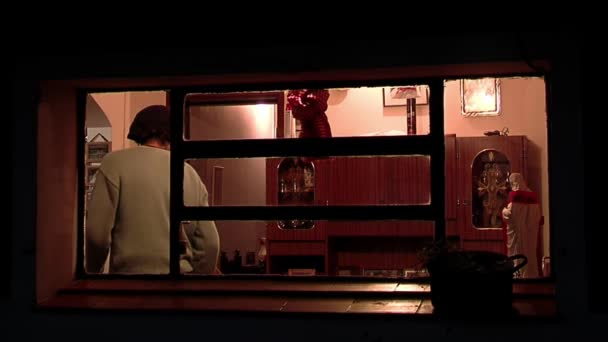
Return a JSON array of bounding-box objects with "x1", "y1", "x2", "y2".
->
[{"x1": 85, "y1": 141, "x2": 111, "y2": 208}]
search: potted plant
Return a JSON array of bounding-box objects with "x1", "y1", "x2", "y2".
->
[{"x1": 418, "y1": 240, "x2": 527, "y2": 317}]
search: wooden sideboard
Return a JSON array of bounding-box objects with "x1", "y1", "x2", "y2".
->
[{"x1": 266, "y1": 135, "x2": 528, "y2": 276}]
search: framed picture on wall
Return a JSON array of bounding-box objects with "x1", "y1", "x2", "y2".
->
[
  {"x1": 460, "y1": 78, "x2": 501, "y2": 117},
  {"x1": 383, "y1": 85, "x2": 429, "y2": 107}
]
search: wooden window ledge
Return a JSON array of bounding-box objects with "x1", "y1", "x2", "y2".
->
[{"x1": 37, "y1": 279, "x2": 556, "y2": 317}]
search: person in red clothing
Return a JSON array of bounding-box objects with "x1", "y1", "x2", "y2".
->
[
  {"x1": 502, "y1": 173, "x2": 543, "y2": 278},
  {"x1": 287, "y1": 89, "x2": 332, "y2": 138}
]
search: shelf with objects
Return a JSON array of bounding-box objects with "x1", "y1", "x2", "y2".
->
[
  {"x1": 266, "y1": 134, "x2": 531, "y2": 277},
  {"x1": 84, "y1": 133, "x2": 111, "y2": 217}
]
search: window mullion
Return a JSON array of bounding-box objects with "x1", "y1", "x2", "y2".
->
[
  {"x1": 169, "y1": 89, "x2": 186, "y2": 277},
  {"x1": 429, "y1": 79, "x2": 446, "y2": 241}
]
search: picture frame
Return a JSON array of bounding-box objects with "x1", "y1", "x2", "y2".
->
[
  {"x1": 383, "y1": 85, "x2": 429, "y2": 107},
  {"x1": 460, "y1": 78, "x2": 501, "y2": 117}
]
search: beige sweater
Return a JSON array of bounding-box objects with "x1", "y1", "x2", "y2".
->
[{"x1": 85, "y1": 145, "x2": 219, "y2": 274}]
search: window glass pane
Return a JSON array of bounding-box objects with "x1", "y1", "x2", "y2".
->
[
  {"x1": 179, "y1": 220, "x2": 434, "y2": 277},
  {"x1": 84, "y1": 91, "x2": 169, "y2": 275},
  {"x1": 184, "y1": 85, "x2": 432, "y2": 141},
  {"x1": 81, "y1": 76, "x2": 551, "y2": 280},
  {"x1": 186, "y1": 101, "x2": 277, "y2": 140},
  {"x1": 181, "y1": 217, "x2": 542, "y2": 280},
  {"x1": 184, "y1": 155, "x2": 431, "y2": 208}
]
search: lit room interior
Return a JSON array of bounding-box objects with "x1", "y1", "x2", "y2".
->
[{"x1": 84, "y1": 76, "x2": 550, "y2": 279}]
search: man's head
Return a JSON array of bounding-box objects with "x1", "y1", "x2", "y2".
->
[{"x1": 127, "y1": 105, "x2": 171, "y2": 145}]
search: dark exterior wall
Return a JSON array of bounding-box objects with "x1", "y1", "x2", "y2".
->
[{"x1": 7, "y1": 33, "x2": 594, "y2": 341}]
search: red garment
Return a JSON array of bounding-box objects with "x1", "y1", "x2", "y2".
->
[{"x1": 287, "y1": 89, "x2": 332, "y2": 138}]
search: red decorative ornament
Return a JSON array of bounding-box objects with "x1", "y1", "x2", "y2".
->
[{"x1": 287, "y1": 89, "x2": 332, "y2": 138}]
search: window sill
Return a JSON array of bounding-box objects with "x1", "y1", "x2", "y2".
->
[{"x1": 37, "y1": 279, "x2": 556, "y2": 317}]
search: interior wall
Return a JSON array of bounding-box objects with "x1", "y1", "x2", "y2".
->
[
  {"x1": 91, "y1": 92, "x2": 126, "y2": 151},
  {"x1": 187, "y1": 104, "x2": 275, "y2": 263},
  {"x1": 90, "y1": 91, "x2": 166, "y2": 151},
  {"x1": 327, "y1": 87, "x2": 430, "y2": 136},
  {"x1": 324, "y1": 78, "x2": 549, "y2": 255},
  {"x1": 85, "y1": 95, "x2": 112, "y2": 141}
]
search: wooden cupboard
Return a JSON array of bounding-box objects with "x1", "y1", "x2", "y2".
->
[
  {"x1": 457, "y1": 135, "x2": 528, "y2": 254},
  {"x1": 266, "y1": 135, "x2": 528, "y2": 275}
]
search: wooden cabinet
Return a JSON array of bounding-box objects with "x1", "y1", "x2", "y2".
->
[
  {"x1": 266, "y1": 157, "x2": 329, "y2": 242},
  {"x1": 456, "y1": 135, "x2": 527, "y2": 253},
  {"x1": 265, "y1": 157, "x2": 329, "y2": 274},
  {"x1": 265, "y1": 135, "x2": 528, "y2": 275}
]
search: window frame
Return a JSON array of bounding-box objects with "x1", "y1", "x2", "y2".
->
[
  {"x1": 65, "y1": 68, "x2": 554, "y2": 316},
  {"x1": 170, "y1": 79, "x2": 445, "y2": 276},
  {"x1": 75, "y1": 71, "x2": 551, "y2": 282},
  {"x1": 75, "y1": 78, "x2": 447, "y2": 279},
  {"x1": 53, "y1": 61, "x2": 565, "y2": 319}
]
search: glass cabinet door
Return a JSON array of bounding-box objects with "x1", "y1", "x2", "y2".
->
[
  {"x1": 277, "y1": 157, "x2": 315, "y2": 229},
  {"x1": 471, "y1": 149, "x2": 511, "y2": 229},
  {"x1": 457, "y1": 136, "x2": 527, "y2": 244}
]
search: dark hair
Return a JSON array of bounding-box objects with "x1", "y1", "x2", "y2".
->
[{"x1": 127, "y1": 105, "x2": 171, "y2": 145}]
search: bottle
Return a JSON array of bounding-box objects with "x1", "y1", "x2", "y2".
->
[
  {"x1": 232, "y1": 249, "x2": 242, "y2": 273},
  {"x1": 407, "y1": 98, "x2": 417, "y2": 135},
  {"x1": 219, "y1": 250, "x2": 229, "y2": 273}
]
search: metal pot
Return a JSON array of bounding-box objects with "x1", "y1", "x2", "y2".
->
[{"x1": 427, "y1": 251, "x2": 527, "y2": 316}]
